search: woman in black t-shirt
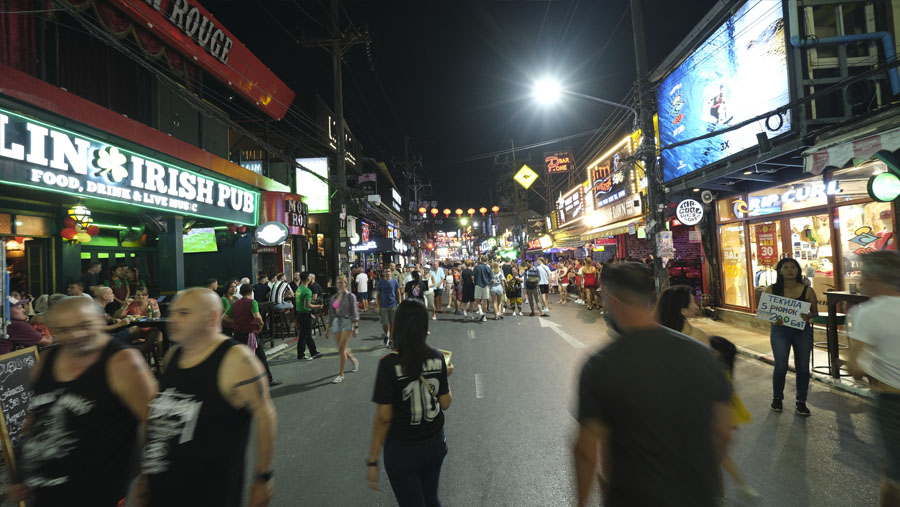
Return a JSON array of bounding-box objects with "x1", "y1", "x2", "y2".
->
[
  {"x1": 367, "y1": 301, "x2": 452, "y2": 506},
  {"x1": 403, "y1": 270, "x2": 428, "y2": 305}
]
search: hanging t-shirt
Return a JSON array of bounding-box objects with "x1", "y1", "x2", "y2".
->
[{"x1": 372, "y1": 347, "x2": 450, "y2": 441}]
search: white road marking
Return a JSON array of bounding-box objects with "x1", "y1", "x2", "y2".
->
[
  {"x1": 474, "y1": 374, "x2": 484, "y2": 399},
  {"x1": 468, "y1": 329, "x2": 476, "y2": 340},
  {"x1": 538, "y1": 317, "x2": 586, "y2": 349}
]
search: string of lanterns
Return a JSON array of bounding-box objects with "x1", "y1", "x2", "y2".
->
[{"x1": 416, "y1": 206, "x2": 501, "y2": 218}]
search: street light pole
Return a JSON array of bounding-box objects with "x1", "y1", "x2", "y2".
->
[
  {"x1": 631, "y1": 0, "x2": 669, "y2": 292},
  {"x1": 562, "y1": 90, "x2": 639, "y2": 130}
]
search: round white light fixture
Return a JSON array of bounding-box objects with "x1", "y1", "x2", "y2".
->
[
  {"x1": 255, "y1": 221, "x2": 290, "y2": 246},
  {"x1": 533, "y1": 78, "x2": 562, "y2": 106}
]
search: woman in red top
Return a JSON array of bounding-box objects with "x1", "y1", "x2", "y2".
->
[
  {"x1": 582, "y1": 258, "x2": 600, "y2": 310},
  {"x1": 123, "y1": 287, "x2": 162, "y2": 354}
]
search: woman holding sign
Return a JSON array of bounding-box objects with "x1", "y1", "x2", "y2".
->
[{"x1": 764, "y1": 258, "x2": 818, "y2": 417}]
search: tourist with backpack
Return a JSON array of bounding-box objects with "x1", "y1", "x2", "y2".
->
[{"x1": 523, "y1": 262, "x2": 544, "y2": 317}]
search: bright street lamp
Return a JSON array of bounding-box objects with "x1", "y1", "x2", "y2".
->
[{"x1": 533, "y1": 78, "x2": 562, "y2": 105}]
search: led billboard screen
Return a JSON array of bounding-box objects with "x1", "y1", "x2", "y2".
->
[{"x1": 657, "y1": 0, "x2": 791, "y2": 182}]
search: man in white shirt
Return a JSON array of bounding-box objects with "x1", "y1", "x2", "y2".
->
[
  {"x1": 847, "y1": 250, "x2": 900, "y2": 506},
  {"x1": 355, "y1": 269, "x2": 370, "y2": 311},
  {"x1": 433, "y1": 262, "x2": 445, "y2": 314},
  {"x1": 536, "y1": 257, "x2": 552, "y2": 314}
]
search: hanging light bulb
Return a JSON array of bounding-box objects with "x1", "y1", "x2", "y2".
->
[{"x1": 67, "y1": 204, "x2": 93, "y2": 229}]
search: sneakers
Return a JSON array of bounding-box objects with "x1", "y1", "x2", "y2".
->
[
  {"x1": 300, "y1": 355, "x2": 314, "y2": 362},
  {"x1": 796, "y1": 402, "x2": 811, "y2": 417},
  {"x1": 463, "y1": 310, "x2": 468, "y2": 317},
  {"x1": 480, "y1": 315, "x2": 487, "y2": 322},
  {"x1": 736, "y1": 484, "x2": 759, "y2": 499},
  {"x1": 771, "y1": 398, "x2": 783, "y2": 412},
  {"x1": 477, "y1": 309, "x2": 484, "y2": 316},
  {"x1": 332, "y1": 375, "x2": 344, "y2": 384},
  {"x1": 542, "y1": 308, "x2": 549, "y2": 315},
  {"x1": 387, "y1": 340, "x2": 393, "y2": 349},
  {"x1": 311, "y1": 352, "x2": 322, "y2": 359}
]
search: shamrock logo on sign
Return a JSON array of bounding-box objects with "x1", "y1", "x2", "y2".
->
[{"x1": 94, "y1": 146, "x2": 129, "y2": 183}]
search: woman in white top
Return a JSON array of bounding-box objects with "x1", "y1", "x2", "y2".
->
[
  {"x1": 489, "y1": 262, "x2": 506, "y2": 321},
  {"x1": 423, "y1": 266, "x2": 437, "y2": 320},
  {"x1": 444, "y1": 268, "x2": 457, "y2": 312}
]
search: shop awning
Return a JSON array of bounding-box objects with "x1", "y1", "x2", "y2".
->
[
  {"x1": 581, "y1": 217, "x2": 643, "y2": 239},
  {"x1": 804, "y1": 118, "x2": 900, "y2": 175}
]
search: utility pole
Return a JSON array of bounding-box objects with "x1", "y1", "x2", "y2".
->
[
  {"x1": 303, "y1": 0, "x2": 370, "y2": 281},
  {"x1": 631, "y1": 0, "x2": 669, "y2": 292}
]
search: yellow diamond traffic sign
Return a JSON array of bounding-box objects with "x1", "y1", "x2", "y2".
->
[{"x1": 514, "y1": 164, "x2": 538, "y2": 189}]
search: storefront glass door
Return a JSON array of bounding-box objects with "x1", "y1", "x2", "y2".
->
[
  {"x1": 788, "y1": 214, "x2": 833, "y2": 311},
  {"x1": 720, "y1": 223, "x2": 749, "y2": 308},
  {"x1": 749, "y1": 221, "x2": 780, "y2": 294}
]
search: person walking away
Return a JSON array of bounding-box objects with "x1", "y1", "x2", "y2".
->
[
  {"x1": 655, "y1": 285, "x2": 710, "y2": 346},
  {"x1": 356, "y1": 268, "x2": 370, "y2": 312},
  {"x1": 375, "y1": 268, "x2": 401, "y2": 348},
  {"x1": 763, "y1": 257, "x2": 818, "y2": 416},
  {"x1": 581, "y1": 259, "x2": 599, "y2": 310},
  {"x1": 506, "y1": 266, "x2": 524, "y2": 316},
  {"x1": 523, "y1": 262, "x2": 543, "y2": 316},
  {"x1": 444, "y1": 266, "x2": 457, "y2": 313},
  {"x1": 460, "y1": 261, "x2": 476, "y2": 319},
  {"x1": 489, "y1": 262, "x2": 506, "y2": 320},
  {"x1": 846, "y1": 251, "x2": 900, "y2": 507},
  {"x1": 404, "y1": 270, "x2": 428, "y2": 305},
  {"x1": 433, "y1": 262, "x2": 445, "y2": 314},
  {"x1": 549, "y1": 263, "x2": 558, "y2": 295},
  {"x1": 225, "y1": 285, "x2": 281, "y2": 386},
  {"x1": 708, "y1": 336, "x2": 756, "y2": 502},
  {"x1": 573, "y1": 262, "x2": 732, "y2": 507},
  {"x1": 473, "y1": 256, "x2": 492, "y2": 321},
  {"x1": 423, "y1": 266, "x2": 437, "y2": 320},
  {"x1": 138, "y1": 288, "x2": 277, "y2": 507},
  {"x1": 367, "y1": 301, "x2": 453, "y2": 506},
  {"x1": 293, "y1": 272, "x2": 324, "y2": 361},
  {"x1": 558, "y1": 262, "x2": 570, "y2": 304},
  {"x1": 326, "y1": 276, "x2": 360, "y2": 384},
  {"x1": 10, "y1": 297, "x2": 156, "y2": 507},
  {"x1": 536, "y1": 258, "x2": 552, "y2": 314}
]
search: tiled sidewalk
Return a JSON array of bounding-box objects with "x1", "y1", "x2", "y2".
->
[{"x1": 690, "y1": 317, "x2": 873, "y2": 399}]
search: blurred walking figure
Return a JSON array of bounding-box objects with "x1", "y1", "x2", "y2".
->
[
  {"x1": 764, "y1": 258, "x2": 818, "y2": 416},
  {"x1": 327, "y1": 275, "x2": 360, "y2": 384},
  {"x1": 139, "y1": 288, "x2": 277, "y2": 507},
  {"x1": 367, "y1": 301, "x2": 452, "y2": 506},
  {"x1": 581, "y1": 258, "x2": 600, "y2": 310},
  {"x1": 847, "y1": 251, "x2": 900, "y2": 507},
  {"x1": 573, "y1": 262, "x2": 732, "y2": 507},
  {"x1": 655, "y1": 285, "x2": 710, "y2": 346},
  {"x1": 10, "y1": 297, "x2": 157, "y2": 507}
]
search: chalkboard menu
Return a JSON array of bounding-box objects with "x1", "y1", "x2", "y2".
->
[{"x1": 0, "y1": 346, "x2": 39, "y2": 478}]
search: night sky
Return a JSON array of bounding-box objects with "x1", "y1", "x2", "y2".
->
[{"x1": 207, "y1": 0, "x2": 718, "y2": 208}]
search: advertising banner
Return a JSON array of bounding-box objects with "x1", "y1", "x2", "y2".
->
[
  {"x1": 756, "y1": 292, "x2": 810, "y2": 330},
  {"x1": 592, "y1": 193, "x2": 643, "y2": 228},
  {"x1": 0, "y1": 108, "x2": 258, "y2": 224},
  {"x1": 556, "y1": 185, "x2": 585, "y2": 227},
  {"x1": 657, "y1": 0, "x2": 791, "y2": 181},
  {"x1": 755, "y1": 223, "x2": 779, "y2": 266},
  {"x1": 544, "y1": 150, "x2": 573, "y2": 174},
  {"x1": 296, "y1": 158, "x2": 329, "y2": 214},
  {"x1": 358, "y1": 173, "x2": 377, "y2": 195},
  {"x1": 589, "y1": 136, "x2": 632, "y2": 203}
]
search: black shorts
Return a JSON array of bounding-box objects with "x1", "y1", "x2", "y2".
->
[
  {"x1": 539, "y1": 284, "x2": 549, "y2": 295},
  {"x1": 433, "y1": 288, "x2": 443, "y2": 296},
  {"x1": 462, "y1": 285, "x2": 475, "y2": 303}
]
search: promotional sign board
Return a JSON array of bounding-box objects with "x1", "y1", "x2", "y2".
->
[
  {"x1": 556, "y1": 185, "x2": 585, "y2": 227},
  {"x1": 0, "y1": 108, "x2": 258, "y2": 224},
  {"x1": 675, "y1": 199, "x2": 704, "y2": 225},
  {"x1": 544, "y1": 150, "x2": 573, "y2": 174},
  {"x1": 589, "y1": 136, "x2": 632, "y2": 202},
  {"x1": 657, "y1": 0, "x2": 792, "y2": 181},
  {"x1": 295, "y1": 158, "x2": 329, "y2": 214},
  {"x1": 0, "y1": 347, "x2": 39, "y2": 482},
  {"x1": 756, "y1": 292, "x2": 810, "y2": 330},
  {"x1": 108, "y1": 0, "x2": 295, "y2": 120},
  {"x1": 591, "y1": 193, "x2": 643, "y2": 228},
  {"x1": 755, "y1": 223, "x2": 779, "y2": 266}
]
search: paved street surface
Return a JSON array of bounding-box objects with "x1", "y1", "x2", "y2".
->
[{"x1": 263, "y1": 300, "x2": 880, "y2": 507}]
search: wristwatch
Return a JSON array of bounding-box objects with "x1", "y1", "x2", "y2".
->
[{"x1": 255, "y1": 470, "x2": 274, "y2": 482}]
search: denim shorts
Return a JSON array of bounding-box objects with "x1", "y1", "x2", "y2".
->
[
  {"x1": 875, "y1": 393, "x2": 900, "y2": 483},
  {"x1": 331, "y1": 317, "x2": 355, "y2": 332}
]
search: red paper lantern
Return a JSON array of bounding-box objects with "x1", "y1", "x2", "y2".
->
[
  {"x1": 430, "y1": 208, "x2": 439, "y2": 216},
  {"x1": 60, "y1": 228, "x2": 78, "y2": 240},
  {"x1": 86, "y1": 225, "x2": 100, "y2": 236},
  {"x1": 479, "y1": 207, "x2": 487, "y2": 216},
  {"x1": 418, "y1": 207, "x2": 427, "y2": 214},
  {"x1": 455, "y1": 209, "x2": 463, "y2": 217},
  {"x1": 467, "y1": 208, "x2": 476, "y2": 216},
  {"x1": 63, "y1": 217, "x2": 76, "y2": 229},
  {"x1": 443, "y1": 209, "x2": 451, "y2": 217},
  {"x1": 491, "y1": 205, "x2": 500, "y2": 214}
]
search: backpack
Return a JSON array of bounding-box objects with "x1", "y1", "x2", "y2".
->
[{"x1": 525, "y1": 268, "x2": 539, "y2": 290}]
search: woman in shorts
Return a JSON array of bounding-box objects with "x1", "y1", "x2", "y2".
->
[
  {"x1": 506, "y1": 265, "x2": 523, "y2": 315},
  {"x1": 489, "y1": 262, "x2": 506, "y2": 320},
  {"x1": 326, "y1": 275, "x2": 360, "y2": 384}
]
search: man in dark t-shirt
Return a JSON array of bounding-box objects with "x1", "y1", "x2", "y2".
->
[
  {"x1": 460, "y1": 261, "x2": 476, "y2": 317},
  {"x1": 573, "y1": 262, "x2": 732, "y2": 507}
]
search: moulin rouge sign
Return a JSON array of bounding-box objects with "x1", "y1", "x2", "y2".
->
[{"x1": 0, "y1": 108, "x2": 258, "y2": 225}]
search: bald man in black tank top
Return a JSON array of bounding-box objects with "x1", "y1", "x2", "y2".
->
[
  {"x1": 9, "y1": 296, "x2": 157, "y2": 507},
  {"x1": 136, "y1": 288, "x2": 277, "y2": 507}
]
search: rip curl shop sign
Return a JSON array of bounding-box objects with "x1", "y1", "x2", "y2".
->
[{"x1": 0, "y1": 108, "x2": 259, "y2": 225}]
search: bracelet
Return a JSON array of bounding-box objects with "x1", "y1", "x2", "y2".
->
[
  {"x1": 366, "y1": 460, "x2": 378, "y2": 467},
  {"x1": 255, "y1": 470, "x2": 274, "y2": 482}
]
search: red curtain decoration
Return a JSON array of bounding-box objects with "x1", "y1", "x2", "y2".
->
[{"x1": 0, "y1": 0, "x2": 40, "y2": 76}]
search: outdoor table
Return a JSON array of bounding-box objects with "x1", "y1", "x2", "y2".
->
[{"x1": 824, "y1": 291, "x2": 868, "y2": 378}]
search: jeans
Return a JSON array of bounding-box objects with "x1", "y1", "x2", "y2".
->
[
  {"x1": 296, "y1": 311, "x2": 318, "y2": 359},
  {"x1": 384, "y1": 429, "x2": 448, "y2": 507},
  {"x1": 770, "y1": 323, "x2": 813, "y2": 402},
  {"x1": 233, "y1": 331, "x2": 274, "y2": 382}
]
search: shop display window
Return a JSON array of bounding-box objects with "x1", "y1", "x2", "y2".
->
[
  {"x1": 789, "y1": 214, "x2": 833, "y2": 311},
  {"x1": 15, "y1": 215, "x2": 50, "y2": 236},
  {"x1": 746, "y1": 175, "x2": 829, "y2": 217},
  {"x1": 837, "y1": 201, "x2": 896, "y2": 291},
  {"x1": 720, "y1": 223, "x2": 749, "y2": 307}
]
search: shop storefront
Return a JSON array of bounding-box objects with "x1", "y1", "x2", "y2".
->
[
  {"x1": 254, "y1": 192, "x2": 309, "y2": 279},
  {"x1": 0, "y1": 100, "x2": 271, "y2": 294},
  {"x1": 715, "y1": 163, "x2": 897, "y2": 312},
  {"x1": 350, "y1": 236, "x2": 407, "y2": 268}
]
